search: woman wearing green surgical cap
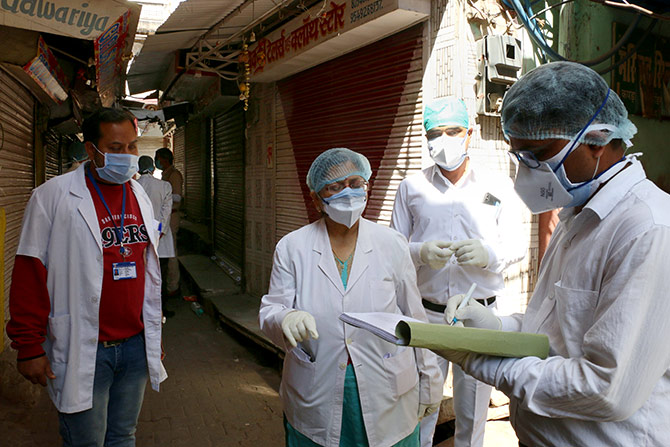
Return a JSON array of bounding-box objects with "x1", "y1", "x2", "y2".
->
[{"x1": 260, "y1": 148, "x2": 443, "y2": 447}]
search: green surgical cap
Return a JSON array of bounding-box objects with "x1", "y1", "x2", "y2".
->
[{"x1": 423, "y1": 97, "x2": 469, "y2": 131}]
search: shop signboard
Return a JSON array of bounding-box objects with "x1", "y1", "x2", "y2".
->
[{"x1": 611, "y1": 22, "x2": 670, "y2": 119}]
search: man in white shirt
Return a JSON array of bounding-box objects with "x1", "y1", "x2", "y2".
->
[
  {"x1": 137, "y1": 156, "x2": 175, "y2": 316},
  {"x1": 390, "y1": 97, "x2": 526, "y2": 447},
  {"x1": 443, "y1": 62, "x2": 670, "y2": 446}
]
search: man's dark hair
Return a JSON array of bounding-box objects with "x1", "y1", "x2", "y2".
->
[
  {"x1": 138, "y1": 155, "x2": 155, "y2": 174},
  {"x1": 155, "y1": 147, "x2": 174, "y2": 165},
  {"x1": 82, "y1": 108, "x2": 136, "y2": 145}
]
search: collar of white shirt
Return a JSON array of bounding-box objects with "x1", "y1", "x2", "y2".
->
[{"x1": 559, "y1": 158, "x2": 645, "y2": 223}]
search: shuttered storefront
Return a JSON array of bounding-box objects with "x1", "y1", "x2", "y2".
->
[
  {"x1": 0, "y1": 69, "x2": 35, "y2": 348},
  {"x1": 44, "y1": 129, "x2": 61, "y2": 180},
  {"x1": 275, "y1": 24, "x2": 424, "y2": 236},
  {"x1": 173, "y1": 126, "x2": 186, "y2": 178},
  {"x1": 213, "y1": 104, "x2": 245, "y2": 280},
  {"x1": 183, "y1": 118, "x2": 208, "y2": 222}
]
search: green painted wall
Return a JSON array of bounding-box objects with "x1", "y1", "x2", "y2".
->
[{"x1": 567, "y1": 1, "x2": 670, "y2": 192}]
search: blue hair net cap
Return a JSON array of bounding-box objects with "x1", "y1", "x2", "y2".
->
[
  {"x1": 501, "y1": 61, "x2": 637, "y2": 145},
  {"x1": 306, "y1": 148, "x2": 372, "y2": 193},
  {"x1": 138, "y1": 155, "x2": 155, "y2": 173},
  {"x1": 423, "y1": 97, "x2": 470, "y2": 131}
]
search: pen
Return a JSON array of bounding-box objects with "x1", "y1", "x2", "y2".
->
[{"x1": 450, "y1": 283, "x2": 477, "y2": 326}]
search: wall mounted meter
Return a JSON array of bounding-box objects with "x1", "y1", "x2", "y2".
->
[{"x1": 476, "y1": 34, "x2": 523, "y2": 116}]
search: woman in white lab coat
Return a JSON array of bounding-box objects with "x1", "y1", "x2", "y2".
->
[{"x1": 259, "y1": 148, "x2": 443, "y2": 447}]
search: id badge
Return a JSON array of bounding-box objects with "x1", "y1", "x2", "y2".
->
[{"x1": 112, "y1": 262, "x2": 137, "y2": 280}]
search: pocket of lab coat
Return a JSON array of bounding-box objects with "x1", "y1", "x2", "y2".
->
[
  {"x1": 283, "y1": 346, "x2": 317, "y2": 401},
  {"x1": 382, "y1": 346, "x2": 419, "y2": 400},
  {"x1": 47, "y1": 314, "x2": 71, "y2": 364},
  {"x1": 553, "y1": 282, "x2": 598, "y2": 356}
]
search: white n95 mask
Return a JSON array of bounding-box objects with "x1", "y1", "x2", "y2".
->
[
  {"x1": 321, "y1": 187, "x2": 367, "y2": 228},
  {"x1": 513, "y1": 124, "x2": 629, "y2": 214},
  {"x1": 428, "y1": 135, "x2": 467, "y2": 171}
]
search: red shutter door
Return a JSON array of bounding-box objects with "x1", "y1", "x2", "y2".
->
[{"x1": 277, "y1": 24, "x2": 424, "y2": 226}]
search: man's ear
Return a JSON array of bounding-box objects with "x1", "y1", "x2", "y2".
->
[{"x1": 588, "y1": 144, "x2": 608, "y2": 159}]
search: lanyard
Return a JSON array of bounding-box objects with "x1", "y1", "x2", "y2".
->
[{"x1": 86, "y1": 165, "x2": 129, "y2": 257}]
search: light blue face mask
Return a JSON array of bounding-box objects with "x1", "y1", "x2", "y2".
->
[{"x1": 92, "y1": 144, "x2": 139, "y2": 184}]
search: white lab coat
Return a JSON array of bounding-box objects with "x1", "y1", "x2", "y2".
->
[
  {"x1": 259, "y1": 218, "x2": 443, "y2": 447},
  {"x1": 16, "y1": 163, "x2": 167, "y2": 413},
  {"x1": 464, "y1": 158, "x2": 670, "y2": 446},
  {"x1": 137, "y1": 173, "x2": 175, "y2": 258}
]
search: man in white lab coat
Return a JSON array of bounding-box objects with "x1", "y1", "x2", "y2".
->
[
  {"x1": 7, "y1": 108, "x2": 167, "y2": 446},
  {"x1": 137, "y1": 155, "x2": 175, "y2": 316},
  {"x1": 390, "y1": 97, "x2": 526, "y2": 447},
  {"x1": 442, "y1": 62, "x2": 670, "y2": 446}
]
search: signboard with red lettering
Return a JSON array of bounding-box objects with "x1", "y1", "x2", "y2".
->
[{"x1": 247, "y1": 0, "x2": 399, "y2": 78}]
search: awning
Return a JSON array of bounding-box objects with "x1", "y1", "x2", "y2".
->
[{"x1": 127, "y1": 0, "x2": 279, "y2": 95}]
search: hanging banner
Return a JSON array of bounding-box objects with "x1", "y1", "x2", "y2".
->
[
  {"x1": 95, "y1": 9, "x2": 131, "y2": 106},
  {"x1": 0, "y1": 0, "x2": 139, "y2": 40},
  {"x1": 23, "y1": 35, "x2": 69, "y2": 103}
]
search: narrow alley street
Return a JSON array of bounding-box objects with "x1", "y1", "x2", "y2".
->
[{"x1": 0, "y1": 297, "x2": 285, "y2": 446}]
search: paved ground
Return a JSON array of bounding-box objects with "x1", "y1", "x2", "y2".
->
[
  {"x1": 0, "y1": 294, "x2": 519, "y2": 446},
  {"x1": 0, "y1": 298, "x2": 285, "y2": 446}
]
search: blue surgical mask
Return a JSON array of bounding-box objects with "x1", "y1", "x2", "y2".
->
[
  {"x1": 92, "y1": 144, "x2": 139, "y2": 184},
  {"x1": 320, "y1": 187, "x2": 367, "y2": 228},
  {"x1": 155, "y1": 158, "x2": 163, "y2": 170}
]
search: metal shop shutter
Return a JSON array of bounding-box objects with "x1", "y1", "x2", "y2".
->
[
  {"x1": 44, "y1": 129, "x2": 61, "y2": 180},
  {"x1": 0, "y1": 68, "x2": 35, "y2": 347},
  {"x1": 213, "y1": 104, "x2": 245, "y2": 278},
  {"x1": 183, "y1": 118, "x2": 208, "y2": 222},
  {"x1": 276, "y1": 24, "x2": 424, "y2": 230},
  {"x1": 173, "y1": 126, "x2": 185, "y2": 180}
]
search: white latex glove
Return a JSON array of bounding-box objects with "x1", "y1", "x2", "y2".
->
[
  {"x1": 281, "y1": 311, "x2": 319, "y2": 348},
  {"x1": 444, "y1": 295, "x2": 501, "y2": 330},
  {"x1": 451, "y1": 239, "x2": 489, "y2": 268},
  {"x1": 419, "y1": 240, "x2": 453, "y2": 270},
  {"x1": 418, "y1": 402, "x2": 440, "y2": 420}
]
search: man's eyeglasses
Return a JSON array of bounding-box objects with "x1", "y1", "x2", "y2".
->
[
  {"x1": 322, "y1": 177, "x2": 368, "y2": 194},
  {"x1": 508, "y1": 150, "x2": 542, "y2": 169},
  {"x1": 425, "y1": 127, "x2": 466, "y2": 140}
]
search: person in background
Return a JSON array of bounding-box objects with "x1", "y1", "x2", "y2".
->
[
  {"x1": 441, "y1": 61, "x2": 670, "y2": 447},
  {"x1": 154, "y1": 147, "x2": 183, "y2": 300},
  {"x1": 6, "y1": 107, "x2": 167, "y2": 446},
  {"x1": 390, "y1": 97, "x2": 526, "y2": 447},
  {"x1": 65, "y1": 140, "x2": 89, "y2": 174},
  {"x1": 137, "y1": 155, "x2": 175, "y2": 317},
  {"x1": 260, "y1": 148, "x2": 443, "y2": 447}
]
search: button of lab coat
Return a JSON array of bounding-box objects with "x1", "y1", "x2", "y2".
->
[
  {"x1": 339, "y1": 362, "x2": 347, "y2": 370},
  {"x1": 345, "y1": 338, "x2": 353, "y2": 345},
  {"x1": 91, "y1": 296, "x2": 98, "y2": 303}
]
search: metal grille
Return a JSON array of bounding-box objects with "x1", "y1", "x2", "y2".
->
[
  {"x1": 44, "y1": 129, "x2": 61, "y2": 180},
  {"x1": 0, "y1": 68, "x2": 34, "y2": 349},
  {"x1": 213, "y1": 104, "x2": 245, "y2": 281},
  {"x1": 183, "y1": 118, "x2": 208, "y2": 222},
  {"x1": 275, "y1": 24, "x2": 425, "y2": 236}
]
